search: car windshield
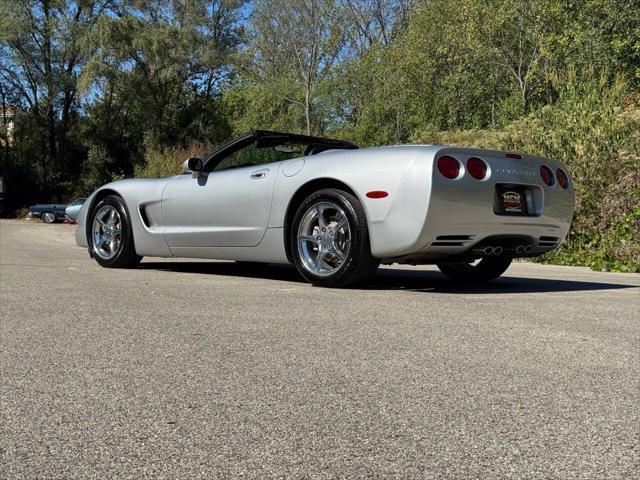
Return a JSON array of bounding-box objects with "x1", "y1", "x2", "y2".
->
[
  {"x1": 214, "y1": 144, "x2": 304, "y2": 172},
  {"x1": 202, "y1": 130, "x2": 357, "y2": 172}
]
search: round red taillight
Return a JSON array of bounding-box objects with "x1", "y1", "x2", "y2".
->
[
  {"x1": 466, "y1": 157, "x2": 487, "y2": 180},
  {"x1": 556, "y1": 169, "x2": 569, "y2": 189},
  {"x1": 540, "y1": 165, "x2": 555, "y2": 186},
  {"x1": 437, "y1": 156, "x2": 460, "y2": 179}
]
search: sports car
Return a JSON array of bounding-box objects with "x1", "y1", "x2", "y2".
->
[
  {"x1": 74, "y1": 130, "x2": 574, "y2": 287},
  {"x1": 64, "y1": 197, "x2": 87, "y2": 222}
]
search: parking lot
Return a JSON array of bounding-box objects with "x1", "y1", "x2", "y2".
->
[{"x1": 1, "y1": 219, "x2": 638, "y2": 478}]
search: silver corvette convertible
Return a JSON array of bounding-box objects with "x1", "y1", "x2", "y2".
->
[{"x1": 75, "y1": 130, "x2": 574, "y2": 287}]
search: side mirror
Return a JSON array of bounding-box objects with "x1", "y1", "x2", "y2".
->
[{"x1": 183, "y1": 157, "x2": 203, "y2": 178}]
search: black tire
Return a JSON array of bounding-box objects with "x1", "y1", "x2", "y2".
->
[
  {"x1": 437, "y1": 257, "x2": 512, "y2": 283},
  {"x1": 42, "y1": 211, "x2": 56, "y2": 224},
  {"x1": 88, "y1": 195, "x2": 142, "y2": 268},
  {"x1": 290, "y1": 188, "x2": 379, "y2": 287}
]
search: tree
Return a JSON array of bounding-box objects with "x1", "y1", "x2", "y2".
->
[
  {"x1": 249, "y1": 0, "x2": 347, "y2": 135},
  {"x1": 81, "y1": 0, "x2": 245, "y2": 150},
  {"x1": 325, "y1": 0, "x2": 412, "y2": 140},
  {"x1": 345, "y1": 0, "x2": 413, "y2": 52},
  {"x1": 0, "y1": 0, "x2": 114, "y2": 191}
]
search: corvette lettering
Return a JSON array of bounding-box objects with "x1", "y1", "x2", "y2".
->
[{"x1": 495, "y1": 168, "x2": 536, "y2": 176}]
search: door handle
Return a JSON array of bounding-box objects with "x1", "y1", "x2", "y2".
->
[{"x1": 250, "y1": 168, "x2": 269, "y2": 179}]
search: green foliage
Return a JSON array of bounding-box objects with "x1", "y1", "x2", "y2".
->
[
  {"x1": 412, "y1": 71, "x2": 640, "y2": 272},
  {"x1": 78, "y1": 145, "x2": 117, "y2": 194},
  {"x1": 135, "y1": 143, "x2": 210, "y2": 179},
  {"x1": 504, "y1": 74, "x2": 640, "y2": 272}
]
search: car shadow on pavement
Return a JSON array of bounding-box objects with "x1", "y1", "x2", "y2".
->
[
  {"x1": 370, "y1": 268, "x2": 637, "y2": 294},
  {"x1": 138, "y1": 261, "x2": 637, "y2": 294}
]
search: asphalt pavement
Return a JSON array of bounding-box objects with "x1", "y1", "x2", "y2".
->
[{"x1": 1, "y1": 219, "x2": 638, "y2": 479}]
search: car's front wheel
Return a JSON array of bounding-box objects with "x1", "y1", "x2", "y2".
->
[
  {"x1": 290, "y1": 188, "x2": 379, "y2": 287},
  {"x1": 437, "y1": 257, "x2": 512, "y2": 283},
  {"x1": 89, "y1": 195, "x2": 142, "y2": 268}
]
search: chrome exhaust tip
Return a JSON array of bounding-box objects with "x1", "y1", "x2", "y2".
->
[
  {"x1": 515, "y1": 245, "x2": 525, "y2": 254},
  {"x1": 493, "y1": 246, "x2": 503, "y2": 255},
  {"x1": 483, "y1": 246, "x2": 494, "y2": 255},
  {"x1": 524, "y1": 245, "x2": 533, "y2": 253}
]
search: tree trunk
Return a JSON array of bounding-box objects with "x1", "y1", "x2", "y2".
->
[
  {"x1": 59, "y1": 89, "x2": 75, "y2": 172},
  {"x1": 0, "y1": 84, "x2": 8, "y2": 162},
  {"x1": 304, "y1": 87, "x2": 312, "y2": 135},
  {"x1": 42, "y1": 0, "x2": 57, "y2": 189},
  {"x1": 491, "y1": 68, "x2": 497, "y2": 128},
  {"x1": 544, "y1": 62, "x2": 553, "y2": 105}
]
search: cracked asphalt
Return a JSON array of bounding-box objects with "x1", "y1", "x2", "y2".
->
[{"x1": 1, "y1": 219, "x2": 638, "y2": 479}]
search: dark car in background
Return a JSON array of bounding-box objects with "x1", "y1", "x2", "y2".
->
[
  {"x1": 29, "y1": 203, "x2": 68, "y2": 223},
  {"x1": 29, "y1": 197, "x2": 87, "y2": 223}
]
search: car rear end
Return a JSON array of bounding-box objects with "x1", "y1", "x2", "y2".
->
[{"x1": 415, "y1": 147, "x2": 574, "y2": 261}]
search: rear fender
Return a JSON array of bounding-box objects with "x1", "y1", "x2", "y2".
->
[{"x1": 271, "y1": 146, "x2": 439, "y2": 258}]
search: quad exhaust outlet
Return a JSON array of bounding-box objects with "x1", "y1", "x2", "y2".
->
[
  {"x1": 514, "y1": 244, "x2": 534, "y2": 254},
  {"x1": 481, "y1": 246, "x2": 504, "y2": 256},
  {"x1": 473, "y1": 243, "x2": 532, "y2": 257}
]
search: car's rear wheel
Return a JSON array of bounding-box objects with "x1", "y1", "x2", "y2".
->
[
  {"x1": 42, "y1": 211, "x2": 56, "y2": 224},
  {"x1": 89, "y1": 195, "x2": 142, "y2": 268},
  {"x1": 290, "y1": 188, "x2": 379, "y2": 287},
  {"x1": 437, "y1": 257, "x2": 512, "y2": 283}
]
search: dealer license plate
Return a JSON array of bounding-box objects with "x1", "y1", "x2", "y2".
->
[{"x1": 495, "y1": 186, "x2": 529, "y2": 215}]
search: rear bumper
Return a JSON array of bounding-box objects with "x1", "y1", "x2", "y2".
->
[
  {"x1": 382, "y1": 219, "x2": 570, "y2": 264},
  {"x1": 410, "y1": 198, "x2": 573, "y2": 262},
  {"x1": 421, "y1": 225, "x2": 566, "y2": 257}
]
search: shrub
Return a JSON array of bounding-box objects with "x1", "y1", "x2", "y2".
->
[
  {"x1": 134, "y1": 143, "x2": 210, "y2": 178},
  {"x1": 412, "y1": 71, "x2": 640, "y2": 272}
]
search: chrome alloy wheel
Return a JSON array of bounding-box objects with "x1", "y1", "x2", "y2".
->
[
  {"x1": 92, "y1": 205, "x2": 123, "y2": 260},
  {"x1": 297, "y1": 201, "x2": 352, "y2": 277},
  {"x1": 42, "y1": 212, "x2": 56, "y2": 223}
]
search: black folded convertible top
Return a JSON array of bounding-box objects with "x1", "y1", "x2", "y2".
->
[
  {"x1": 250, "y1": 130, "x2": 358, "y2": 150},
  {"x1": 202, "y1": 130, "x2": 358, "y2": 171}
]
